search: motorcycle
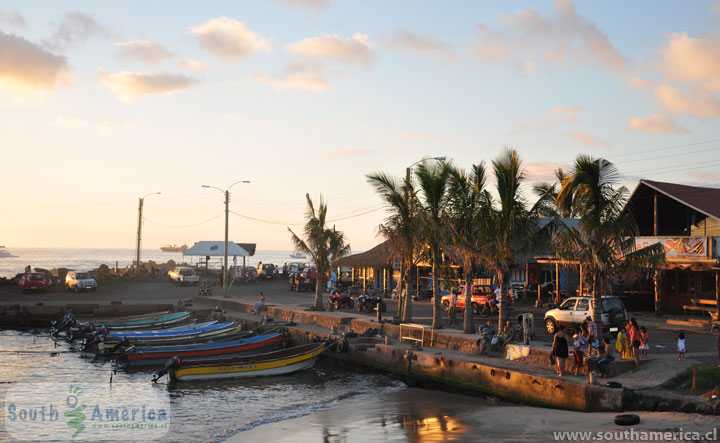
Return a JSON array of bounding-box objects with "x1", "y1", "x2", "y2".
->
[
  {"x1": 356, "y1": 294, "x2": 387, "y2": 313},
  {"x1": 328, "y1": 290, "x2": 355, "y2": 310}
]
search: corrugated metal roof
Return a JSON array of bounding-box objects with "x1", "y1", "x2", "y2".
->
[{"x1": 637, "y1": 179, "x2": 720, "y2": 221}]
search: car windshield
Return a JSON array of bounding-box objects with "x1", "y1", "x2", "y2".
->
[
  {"x1": 179, "y1": 269, "x2": 194, "y2": 275},
  {"x1": 27, "y1": 273, "x2": 44, "y2": 281},
  {"x1": 601, "y1": 298, "x2": 623, "y2": 312},
  {"x1": 76, "y1": 272, "x2": 91, "y2": 279},
  {"x1": 559, "y1": 299, "x2": 576, "y2": 310}
]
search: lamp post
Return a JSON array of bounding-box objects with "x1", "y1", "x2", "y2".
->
[
  {"x1": 400, "y1": 156, "x2": 446, "y2": 319},
  {"x1": 136, "y1": 192, "x2": 161, "y2": 275},
  {"x1": 202, "y1": 180, "x2": 250, "y2": 297}
]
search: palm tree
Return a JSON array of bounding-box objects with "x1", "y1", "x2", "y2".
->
[
  {"x1": 555, "y1": 155, "x2": 664, "y2": 324},
  {"x1": 288, "y1": 194, "x2": 351, "y2": 310},
  {"x1": 414, "y1": 161, "x2": 453, "y2": 329},
  {"x1": 366, "y1": 172, "x2": 421, "y2": 322},
  {"x1": 481, "y1": 149, "x2": 538, "y2": 327},
  {"x1": 446, "y1": 163, "x2": 490, "y2": 333}
]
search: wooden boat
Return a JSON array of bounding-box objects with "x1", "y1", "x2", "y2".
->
[
  {"x1": 126, "y1": 334, "x2": 283, "y2": 367},
  {"x1": 97, "y1": 330, "x2": 253, "y2": 352},
  {"x1": 105, "y1": 322, "x2": 239, "y2": 342},
  {"x1": 94, "y1": 312, "x2": 192, "y2": 330},
  {"x1": 169, "y1": 343, "x2": 326, "y2": 381}
]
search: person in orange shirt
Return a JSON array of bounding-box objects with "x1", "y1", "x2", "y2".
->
[{"x1": 639, "y1": 326, "x2": 649, "y2": 358}]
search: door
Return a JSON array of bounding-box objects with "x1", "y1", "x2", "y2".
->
[{"x1": 574, "y1": 298, "x2": 590, "y2": 326}]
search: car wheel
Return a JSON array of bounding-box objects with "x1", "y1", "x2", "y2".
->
[
  {"x1": 478, "y1": 304, "x2": 490, "y2": 318},
  {"x1": 545, "y1": 318, "x2": 557, "y2": 335},
  {"x1": 442, "y1": 300, "x2": 450, "y2": 312},
  {"x1": 472, "y1": 303, "x2": 479, "y2": 316}
]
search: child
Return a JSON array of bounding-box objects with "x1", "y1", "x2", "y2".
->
[
  {"x1": 677, "y1": 331, "x2": 686, "y2": 361},
  {"x1": 640, "y1": 326, "x2": 649, "y2": 358}
]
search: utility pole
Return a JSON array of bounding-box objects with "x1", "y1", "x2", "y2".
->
[
  {"x1": 135, "y1": 192, "x2": 161, "y2": 275},
  {"x1": 224, "y1": 189, "x2": 229, "y2": 297}
]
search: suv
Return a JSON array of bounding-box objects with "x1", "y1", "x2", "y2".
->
[
  {"x1": 441, "y1": 284, "x2": 514, "y2": 316},
  {"x1": 168, "y1": 267, "x2": 200, "y2": 286},
  {"x1": 19, "y1": 272, "x2": 48, "y2": 293},
  {"x1": 65, "y1": 271, "x2": 97, "y2": 292},
  {"x1": 544, "y1": 296, "x2": 627, "y2": 335},
  {"x1": 257, "y1": 263, "x2": 277, "y2": 280}
]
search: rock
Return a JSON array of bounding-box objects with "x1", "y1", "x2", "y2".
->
[{"x1": 97, "y1": 264, "x2": 110, "y2": 275}]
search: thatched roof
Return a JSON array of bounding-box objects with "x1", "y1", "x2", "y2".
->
[{"x1": 336, "y1": 241, "x2": 394, "y2": 268}]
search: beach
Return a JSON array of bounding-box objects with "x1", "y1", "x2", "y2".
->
[{"x1": 232, "y1": 388, "x2": 720, "y2": 443}]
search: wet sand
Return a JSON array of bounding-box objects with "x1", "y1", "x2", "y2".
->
[{"x1": 228, "y1": 388, "x2": 719, "y2": 443}]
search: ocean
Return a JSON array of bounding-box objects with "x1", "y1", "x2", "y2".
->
[{"x1": 0, "y1": 248, "x2": 306, "y2": 279}]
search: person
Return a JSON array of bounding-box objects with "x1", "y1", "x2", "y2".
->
[
  {"x1": 552, "y1": 325, "x2": 569, "y2": 377},
  {"x1": 571, "y1": 331, "x2": 588, "y2": 375},
  {"x1": 24, "y1": 265, "x2": 31, "y2": 274},
  {"x1": 677, "y1": 331, "x2": 686, "y2": 361},
  {"x1": 597, "y1": 337, "x2": 615, "y2": 378},
  {"x1": 447, "y1": 290, "x2": 458, "y2": 325},
  {"x1": 616, "y1": 327, "x2": 631, "y2": 360},
  {"x1": 640, "y1": 326, "x2": 649, "y2": 358},
  {"x1": 477, "y1": 320, "x2": 496, "y2": 355},
  {"x1": 501, "y1": 320, "x2": 515, "y2": 346},
  {"x1": 628, "y1": 318, "x2": 641, "y2": 371},
  {"x1": 585, "y1": 316, "x2": 599, "y2": 355},
  {"x1": 253, "y1": 292, "x2": 266, "y2": 315}
]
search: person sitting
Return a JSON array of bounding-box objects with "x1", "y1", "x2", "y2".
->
[
  {"x1": 253, "y1": 292, "x2": 266, "y2": 315},
  {"x1": 597, "y1": 337, "x2": 615, "y2": 378},
  {"x1": 477, "y1": 320, "x2": 496, "y2": 355},
  {"x1": 501, "y1": 320, "x2": 515, "y2": 346}
]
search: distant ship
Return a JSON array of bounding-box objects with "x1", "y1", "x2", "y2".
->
[
  {"x1": 160, "y1": 244, "x2": 188, "y2": 253},
  {"x1": 0, "y1": 246, "x2": 14, "y2": 258},
  {"x1": 289, "y1": 253, "x2": 306, "y2": 259}
]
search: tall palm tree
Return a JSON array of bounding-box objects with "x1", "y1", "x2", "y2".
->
[
  {"x1": 446, "y1": 163, "x2": 490, "y2": 333},
  {"x1": 366, "y1": 172, "x2": 421, "y2": 322},
  {"x1": 288, "y1": 194, "x2": 351, "y2": 310},
  {"x1": 414, "y1": 161, "x2": 453, "y2": 329},
  {"x1": 555, "y1": 155, "x2": 664, "y2": 324},
  {"x1": 481, "y1": 149, "x2": 538, "y2": 327}
]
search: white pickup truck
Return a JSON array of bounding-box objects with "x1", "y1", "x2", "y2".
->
[{"x1": 168, "y1": 267, "x2": 200, "y2": 286}]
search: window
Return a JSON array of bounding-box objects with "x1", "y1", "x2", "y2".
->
[
  {"x1": 575, "y1": 299, "x2": 589, "y2": 311},
  {"x1": 560, "y1": 299, "x2": 576, "y2": 310}
]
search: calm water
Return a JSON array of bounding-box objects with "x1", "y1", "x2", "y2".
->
[
  {"x1": 0, "y1": 330, "x2": 405, "y2": 442},
  {"x1": 0, "y1": 248, "x2": 307, "y2": 279}
]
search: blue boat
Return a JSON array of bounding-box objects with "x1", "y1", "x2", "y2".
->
[
  {"x1": 128, "y1": 334, "x2": 281, "y2": 354},
  {"x1": 107, "y1": 322, "x2": 235, "y2": 339}
]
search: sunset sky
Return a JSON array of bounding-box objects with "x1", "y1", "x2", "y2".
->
[{"x1": 2, "y1": 1, "x2": 720, "y2": 252}]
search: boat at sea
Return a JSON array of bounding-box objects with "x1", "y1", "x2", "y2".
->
[
  {"x1": 161, "y1": 244, "x2": 188, "y2": 253},
  {"x1": 0, "y1": 246, "x2": 15, "y2": 258},
  {"x1": 289, "y1": 253, "x2": 306, "y2": 259},
  {"x1": 166, "y1": 342, "x2": 326, "y2": 381}
]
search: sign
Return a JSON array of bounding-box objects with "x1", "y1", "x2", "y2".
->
[
  {"x1": 635, "y1": 237, "x2": 708, "y2": 258},
  {"x1": 527, "y1": 263, "x2": 541, "y2": 285}
]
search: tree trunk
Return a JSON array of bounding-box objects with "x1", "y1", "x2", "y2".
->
[
  {"x1": 402, "y1": 264, "x2": 413, "y2": 323},
  {"x1": 397, "y1": 260, "x2": 405, "y2": 318},
  {"x1": 431, "y1": 248, "x2": 442, "y2": 329},
  {"x1": 313, "y1": 264, "x2": 324, "y2": 310},
  {"x1": 497, "y1": 270, "x2": 508, "y2": 329},
  {"x1": 654, "y1": 270, "x2": 663, "y2": 315},
  {"x1": 592, "y1": 273, "x2": 602, "y2": 326},
  {"x1": 463, "y1": 271, "x2": 474, "y2": 334}
]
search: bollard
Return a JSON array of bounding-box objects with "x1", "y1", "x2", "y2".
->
[
  {"x1": 385, "y1": 335, "x2": 391, "y2": 345},
  {"x1": 376, "y1": 303, "x2": 382, "y2": 323}
]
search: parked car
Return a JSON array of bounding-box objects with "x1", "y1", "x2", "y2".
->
[
  {"x1": 544, "y1": 295, "x2": 627, "y2": 335},
  {"x1": 65, "y1": 271, "x2": 97, "y2": 292},
  {"x1": 257, "y1": 263, "x2": 277, "y2": 280},
  {"x1": 19, "y1": 272, "x2": 48, "y2": 293},
  {"x1": 168, "y1": 267, "x2": 200, "y2": 286},
  {"x1": 440, "y1": 284, "x2": 513, "y2": 316},
  {"x1": 289, "y1": 269, "x2": 315, "y2": 292}
]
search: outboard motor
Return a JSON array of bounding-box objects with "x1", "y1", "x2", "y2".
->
[
  {"x1": 82, "y1": 326, "x2": 108, "y2": 350},
  {"x1": 68, "y1": 321, "x2": 94, "y2": 343},
  {"x1": 152, "y1": 355, "x2": 181, "y2": 383},
  {"x1": 51, "y1": 313, "x2": 76, "y2": 335}
]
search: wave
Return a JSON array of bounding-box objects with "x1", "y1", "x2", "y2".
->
[{"x1": 216, "y1": 381, "x2": 406, "y2": 442}]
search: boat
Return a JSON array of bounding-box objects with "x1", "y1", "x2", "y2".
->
[
  {"x1": 98, "y1": 330, "x2": 254, "y2": 353},
  {"x1": 95, "y1": 312, "x2": 192, "y2": 330},
  {"x1": 161, "y1": 244, "x2": 188, "y2": 253},
  {"x1": 0, "y1": 246, "x2": 15, "y2": 258},
  {"x1": 168, "y1": 342, "x2": 326, "y2": 381},
  {"x1": 105, "y1": 322, "x2": 239, "y2": 342},
  {"x1": 125, "y1": 334, "x2": 283, "y2": 368},
  {"x1": 289, "y1": 253, "x2": 306, "y2": 259}
]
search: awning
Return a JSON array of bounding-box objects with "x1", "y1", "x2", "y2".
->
[{"x1": 183, "y1": 241, "x2": 250, "y2": 257}]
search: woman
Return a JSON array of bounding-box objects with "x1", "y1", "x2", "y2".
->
[
  {"x1": 628, "y1": 318, "x2": 641, "y2": 371},
  {"x1": 552, "y1": 325, "x2": 569, "y2": 377},
  {"x1": 597, "y1": 337, "x2": 615, "y2": 377}
]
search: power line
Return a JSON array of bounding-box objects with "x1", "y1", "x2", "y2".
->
[{"x1": 142, "y1": 214, "x2": 223, "y2": 229}]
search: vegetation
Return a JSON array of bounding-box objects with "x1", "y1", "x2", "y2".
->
[
  {"x1": 289, "y1": 194, "x2": 351, "y2": 310},
  {"x1": 665, "y1": 365, "x2": 720, "y2": 394}
]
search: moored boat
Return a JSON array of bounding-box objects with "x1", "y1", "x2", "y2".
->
[
  {"x1": 105, "y1": 322, "x2": 240, "y2": 342},
  {"x1": 125, "y1": 333, "x2": 284, "y2": 367},
  {"x1": 97, "y1": 330, "x2": 254, "y2": 352},
  {"x1": 97, "y1": 312, "x2": 192, "y2": 330},
  {"x1": 167, "y1": 343, "x2": 326, "y2": 381}
]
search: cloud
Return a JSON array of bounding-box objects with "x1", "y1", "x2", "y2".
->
[
  {"x1": 627, "y1": 75, "x2": 653, "y2": 90},
  {"x1": 115, "y1": 40, "x2": 173, "y2": 64},
  {"x1": 99, "y1": 69, "x2": 200, "y2": 102},
  {"x1": 471, "y1": 0, "x2": 627, "y2": 72},
  {"x1": 384, "y1": 28, "x2": 450, "y2": 53},
  {"x1": 627, "y1": 113, "x2": 689, "y2": 134},
  {"x1": 552, "y1": 105, "x2": 583, "y2": 123},
  {"x1": 44, "y1": 12, "x2": 111, "y2": 50},
  {"x1": 713, "y1": 0, "x2": 720, "y2": 14},
  {"x1": 0, "y1": 9, "x2": 25, "y2": 28},
  {"x1": 566, "y1": 130, "x2": 606, "y2": 147},
  {"x1": 654, "y1": 84, "x2": 720, "y2": 118},
  {"x1": 661, "y1": 32, "x2": 720, "y2": 92},
  {"x1": 252, "y1": 59, "x2": 333, "y2": 92},
  {"x1": 687, "y1": 171, "x2": 720, "y2": 182},
  {"x1": 177, "y1": 58, "x2": 207, "y2": 71},
  {"x1": 222, "y1": 114, "x2": 246, "y2": 122},
  {"x1": 190, "y1": 17, "x2": 272, "y2": 60},
  {"x1": 95, "y1": 121, "x2": 115, "y2": 133},
  {"x1": 329, "y1": 149, "x2": 373, "y2": 157},
  {"x1": 524, "y1": 161, "x2": 571, "y2": 183},
  {"x1": 0, "y1": 30, "x2": 70, "y2": 91},
  {"x1": 54, "y1": 115, "x2": 88, "y2": 128},
  {"x1": 277, "y1": 0, "x2": 330, "y2": 12},
  {"x1": 286, "y1": 33, "x2": 373, "y2": 67}
]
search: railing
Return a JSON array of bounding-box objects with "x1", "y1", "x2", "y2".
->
[{"x1": 400, "y1": 323, "x2": 434, "y2": 346}]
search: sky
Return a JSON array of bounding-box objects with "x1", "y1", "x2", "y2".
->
[{"x1": 1, "y1": 0, "x2": 720, "y2": 252}]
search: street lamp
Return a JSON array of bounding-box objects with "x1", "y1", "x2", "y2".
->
[
  {"x1": 399, "y1": 156, "x2": 446, "y2": 318},
  {"x1": 136, "y1": 192, "x2": 161, "y2": 275},
  {"x1": 202, "y1": 180, "x2": 250, "y2": 297}
]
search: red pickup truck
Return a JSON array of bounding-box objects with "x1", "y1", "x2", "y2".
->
[
  {"x1": 19, "y1": 272, "x2": 48, "y2": 293},
  {"x1": 441, "y1": 284, "x2": 513, "y2": 317}
]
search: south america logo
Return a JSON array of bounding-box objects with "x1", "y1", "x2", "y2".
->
[{"x1": 64, "y1": 385, "x2": 86, "y2": 438}]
